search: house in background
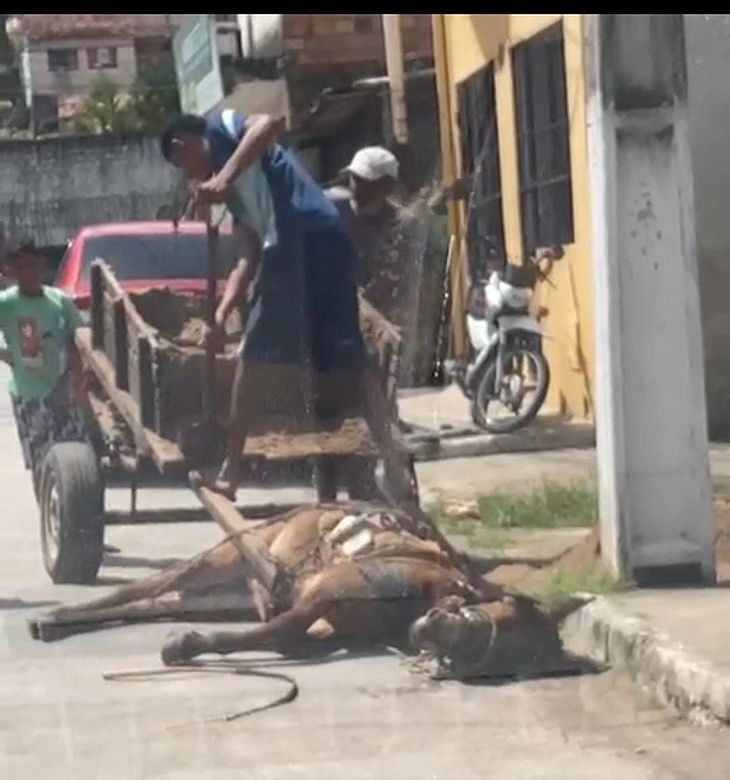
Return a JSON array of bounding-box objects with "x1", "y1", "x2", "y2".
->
[{"x1": 4, "y1": 14, "x2": 197, "y2": 132}]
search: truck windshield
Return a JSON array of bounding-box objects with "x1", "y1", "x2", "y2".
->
[{"x1": 78, "y1": 232, "x2": 239, "y2": 284}]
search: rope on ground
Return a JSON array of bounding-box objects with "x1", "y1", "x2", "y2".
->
[{"x1": 103, "y1": 660, "x2": 298, "y2": 729}]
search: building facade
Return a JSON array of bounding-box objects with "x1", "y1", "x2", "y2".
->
[
  {"x1": 223, "y1": 14, "x2": 435, "y2": 186},
  {"x1": 433, "y1": 13, "x2": 730, "y2": 435},
  {"x1": 432, "y1": 14, "x2": 595, "y2": 421}
]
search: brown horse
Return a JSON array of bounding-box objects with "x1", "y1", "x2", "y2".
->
[{"x1": 29, "y1": 502, "x2": 583, "y2": 678}]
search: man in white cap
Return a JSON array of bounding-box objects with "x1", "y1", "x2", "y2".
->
[
  {"x1": 326, "y1": 146, "x2": 419, "y2": 330},
  {"x1": 316, "y1": 146, "x2": 421, "y2": 500}
]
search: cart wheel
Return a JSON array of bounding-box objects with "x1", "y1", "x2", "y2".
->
[{"x1": 39, "y1": 442, "x2": 105, "y2": 584}]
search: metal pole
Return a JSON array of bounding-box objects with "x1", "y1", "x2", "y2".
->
[{"x1": 382, "y1": 15, "x2": 408, "y2": 144}]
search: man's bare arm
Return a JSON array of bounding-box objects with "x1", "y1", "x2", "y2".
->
[
  {"x1": 198, "y1": 114, "x2": 286, "y2": 204},
  {"x1": 214, "y1": 223, "x2": 262, "y2": 330}
]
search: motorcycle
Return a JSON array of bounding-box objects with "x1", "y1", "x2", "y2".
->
[{"x1": 445, "y1": 245, "x2": 564, "y2": 434}]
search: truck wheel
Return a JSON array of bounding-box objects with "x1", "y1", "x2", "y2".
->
[{"x1": 39, "y1": 442, "x2": 105, "y2": 584}]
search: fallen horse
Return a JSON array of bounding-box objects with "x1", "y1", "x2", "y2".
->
[{"x1": 29, "y1": 501, "x2": 588, "y2": 680}]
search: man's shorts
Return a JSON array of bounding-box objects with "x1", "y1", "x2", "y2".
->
[
  {"x1": 11, "y1": 388, "x2": 89, "y2": 473},
  {"x1": 240, "y1": 226, "x2": 367, "y2": 374}
]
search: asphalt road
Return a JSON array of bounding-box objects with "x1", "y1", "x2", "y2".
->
[{"x1": 1, "y1": 366, "x2": 729, "y2": 779}]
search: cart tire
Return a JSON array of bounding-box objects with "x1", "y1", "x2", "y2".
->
[{"x1": 39, "y1": 442, "x2": 105, "y2": 584}]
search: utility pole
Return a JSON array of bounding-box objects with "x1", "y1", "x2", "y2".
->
[{"x1": 586, "y1": 14, "x2": 715, "y2": 584}]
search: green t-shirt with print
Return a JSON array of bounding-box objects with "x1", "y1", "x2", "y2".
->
[{"x1": 0, "y1": 286, "x2": 83, "y2": 401}]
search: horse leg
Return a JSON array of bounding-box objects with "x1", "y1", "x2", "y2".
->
[
  {"x1": 28, "y1": 537, "x2": 262, "y2": 641},
  {"x1": 32, "y1": 588, "x2": 257, "y2": 642},
  {"x1": 161, "y1": 597, "x2": 327, "y2": 665}
]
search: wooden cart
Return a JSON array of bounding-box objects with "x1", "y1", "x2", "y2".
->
[{"x1": 36, "y1": 260, "x2": 414, "y2": 584}]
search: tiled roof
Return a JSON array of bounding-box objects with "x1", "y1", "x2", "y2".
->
[{"x1": 13, "y1": 15, "x2": 180, "y2": 43}]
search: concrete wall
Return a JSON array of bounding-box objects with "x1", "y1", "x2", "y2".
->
[
  {"x1": 685, "y1": 14, "x2": 730, "y2": 439},
  {"x1": 282, "y1": 14, "x2": 432, "y2": 67},
  {"x1": 0, "y1": 133, "x2": 176, "y2": 246}
]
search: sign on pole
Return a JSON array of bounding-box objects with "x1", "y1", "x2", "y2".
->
[{"x1": 173, "y1": 14, "x2": 224, "y2": 116}]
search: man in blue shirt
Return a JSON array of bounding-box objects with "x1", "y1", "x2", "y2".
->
[{"x1": 160, "y1": 110, "x2": 415, "y2": 503}]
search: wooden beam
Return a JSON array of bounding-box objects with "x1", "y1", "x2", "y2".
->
[
  {"x1": 104, "y1": 503, "x2": 299, "y2": 525},
  {"x1": 189, "y1": 471, "x2": 280, "y2": 618},
  {"x1": 77, "y1": 328, "x2": 184, "y2": 473}
]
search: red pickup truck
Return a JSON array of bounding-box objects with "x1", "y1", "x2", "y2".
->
[{"x1": 55, "y1": 220, "x2": 237, "y2": 308}]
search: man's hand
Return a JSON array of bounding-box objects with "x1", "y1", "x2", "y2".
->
[
  {"x1": 196, "y1": 173, "x2": 231, "y2": 206},
  {"x1": 0, "y1": 347, "x2": 13, "y2": 367},
  {"x1": 200, "y1": 325, "x2": 225, "y2": 354},
  {"x1": 200, "y1": 310, "x2": 227, "y2": 354}
]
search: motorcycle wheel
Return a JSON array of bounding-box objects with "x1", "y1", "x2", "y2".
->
[{"x1": 470, "y1": 348, "x2": 550, "y2": 434}]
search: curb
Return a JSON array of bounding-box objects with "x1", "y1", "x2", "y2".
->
[
  {"x1": 407, "y1": 423, "x2": 595, "y2": 461},
  {"x1": 562, "y1": 597, "x2": 730, "y2": 724}
]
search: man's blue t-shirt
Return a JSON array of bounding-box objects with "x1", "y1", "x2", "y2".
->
[
  {"x1": 205, "y1": 109, "x2": 343, "y2": 245},
  {"x1": 204, "y1": 109, "x2": 365, "y2": 372}
]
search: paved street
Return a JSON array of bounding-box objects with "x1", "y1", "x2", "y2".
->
[{"x1": 1, "y1": 367, "x2": 730, "y2": 779}]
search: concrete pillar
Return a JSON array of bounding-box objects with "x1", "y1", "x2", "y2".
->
[{"x1": 585, "y1": 14, "x2": 715, "y2": 584}]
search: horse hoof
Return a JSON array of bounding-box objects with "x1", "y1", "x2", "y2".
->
[
  {"x1": 29, "y1": 620, "x2": 72, "y2": 642},
  {"x1": 161, "y1": 630, "x2": 202, "y2": 666}
]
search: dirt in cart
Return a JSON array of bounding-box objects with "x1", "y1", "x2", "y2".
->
[
  {"x1": 132, "y1": 287, "x2": 397, "y2": 356},
  {"x1": 126, "y1": 287, "x2": 401, "y2": 440},
  {"x1": 130, "y1": 288, "x2": 243, "y2": 350}
]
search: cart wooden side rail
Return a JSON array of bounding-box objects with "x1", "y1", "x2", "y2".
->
[{"x1": 83, "y1": 259, "x2": 406, "y2": 475}]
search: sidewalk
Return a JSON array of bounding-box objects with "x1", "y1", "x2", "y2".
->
[
  {"x1": 447, "y1": 517, "x2": 730, "y2": 725},
  {"x1": 418, "y1": 439, "x2": 730, "y2": 726},
  {"x1": 399, "y1": 386, "x2": 595, "y2": 461},
  {"x1": 564, "y1": 588, "x2": 730, "y2": 724}
]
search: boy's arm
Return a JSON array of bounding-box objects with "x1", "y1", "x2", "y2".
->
[
  {"x1": 0, "y1": 293, "x2": 11, "y2": 365},
  {"x1": 60, "y1": 294, "x2": 90, "y2": 391}
]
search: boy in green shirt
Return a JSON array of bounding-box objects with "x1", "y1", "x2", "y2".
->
[{"x1": 0, "y1": 241, "x2": 88, "y2": 490}]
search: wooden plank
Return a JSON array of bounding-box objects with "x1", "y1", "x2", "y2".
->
[
  {"x1": 90, "y1": 262, "x2": 104, "y2": 349},
  {"x1": 104, "y1": 503, "x2": 298, "y2": 525},
  {"x1": 76, "y1": 328, "x2": 184, "y2": 473},
  {"x1": 137, "y1": 336, "x2": 155, "y2": 429},
  {"x1": 113, "y1": 298, "x2": 128, "y2": 390},
  {"x1": 243, "y1": 418, "x2": 379, "y2": 459},
  {"x1": 96, "y1": 259, "x2": 125, "y2": 299},
  {"x1": 189, "y1": 471, "x2": 280, "y2": 620}
]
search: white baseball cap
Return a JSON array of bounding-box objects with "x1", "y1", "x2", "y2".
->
[{"x1": 345, "y1": 146, "x2": 399, "y2": 182}]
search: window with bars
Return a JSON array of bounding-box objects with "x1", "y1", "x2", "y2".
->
[
  {"x1": 87, "y1": 46, "x2": 118, "y2": 70},
  {"x1": 512, "y1": 23, "x2": 574, "y2": 255},
  {"x1": 456, "y1": 62, "x2": 505, "y2": 282},
  {"x1": 47, "y1": 48, "x2": 79, "y2": 73}
]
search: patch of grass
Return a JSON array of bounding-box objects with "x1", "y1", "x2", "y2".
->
[
  {"x1": 539, "y1": 564, "x2": 633, "y2": 606},
  {"x1": 713, "y1": 477, "x2": 730, "y2": 499},
  {"x1": 430, "y1": 480, "x2": 598, "y2": 532},
  {"x1": 475, "y1": 481, "x2": 598, "y2": 529},
  {"x1": 436, "y1": 513, "x2": 511, "y2": 553}
]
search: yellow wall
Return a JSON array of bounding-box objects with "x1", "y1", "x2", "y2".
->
[{"x1": 432, "y1": 14, "x2": 595, "y2": 421}]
